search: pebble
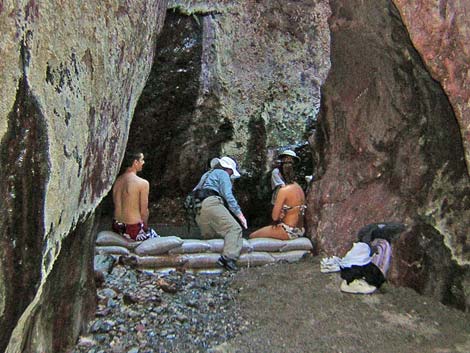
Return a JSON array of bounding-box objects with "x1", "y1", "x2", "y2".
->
[{"x1": 71, "y1": 264, "x2": 246, "y2": 353}]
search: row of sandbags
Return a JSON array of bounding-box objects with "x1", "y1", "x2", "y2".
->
[{"x1": 95, "y1": 231, "x2": 313, "y2": 270}]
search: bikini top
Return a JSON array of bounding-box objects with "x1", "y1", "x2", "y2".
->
[{"x1": 282, "y1": 204, "x2": 307, "y2": 216}]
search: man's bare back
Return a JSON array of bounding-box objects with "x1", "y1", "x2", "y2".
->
[{"x1": 112, "y1": 153, "x2": 149, "y2": 226}]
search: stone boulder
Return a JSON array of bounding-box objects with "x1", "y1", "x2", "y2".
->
[{"x1": 0, "y1": 2, "x2": 167, "y2": 352}]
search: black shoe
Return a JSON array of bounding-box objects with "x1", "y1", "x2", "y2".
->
[{"x1": 217, "y1": 256, "x2": 238, "y2": 271}]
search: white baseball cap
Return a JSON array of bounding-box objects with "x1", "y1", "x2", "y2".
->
[
  {"x1": 218, "y1": 156, "x2": 240, "y2": 178},
  {"x1": 278, "y1": 149, "x2": 300, "y2": 162}
]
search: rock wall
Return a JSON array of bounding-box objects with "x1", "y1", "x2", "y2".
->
[
  {"x1": 0, "y1": 1, "x2": 167, "y2": 352},
  {"x1": 392, "y1": 0, "x2": 470, "y2": 176},
  {"x1": 308, "y1": 0, "x2": 470, "y2": 309},
  {"x1": 126, "y1": 0, "x2": 331, "y2": 226}
]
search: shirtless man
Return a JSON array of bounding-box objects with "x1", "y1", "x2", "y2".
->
[{"x1": 112, "y1": 152, "x2": 158, "y2": 241}]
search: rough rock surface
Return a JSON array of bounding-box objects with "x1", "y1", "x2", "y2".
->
[
  {"x1": 0, "y1": 2, "x2": 166, "y2": 352},
  {"x1": 124, "y1": 0, "x2": 331, "y2": 226},
  {"x1": 392, "y1": 0, "x2": 470, "y2": 175},
  {"x1": 307, "y1": 0, "x2": 470, "y2": 309}
]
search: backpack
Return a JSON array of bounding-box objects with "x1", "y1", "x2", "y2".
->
[
  {"x1": 184, "y1": 190, "x2": 201, "y2": 217},
  {"x1": 184, "y1": 171, "x2": 213, "y2": 227}
]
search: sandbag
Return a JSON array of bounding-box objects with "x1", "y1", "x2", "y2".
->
[
  {"x1": 94, "y1": 254, "x2": 116, "y2": 274},
  {"x1": 95, "y1": 245, "x2": 130, "y2": 256},
  {"x1": 134, "y1": 236, "x2": 184, "y2": 255},
  {"x1": 207, "y1": 239, "x2": 253, "y2": 253},
  {"x1": 96, "y1": 230, "x2": 142, "y2": 249},
  {"x1": 238, "y1": 252, "x2": 275, "y2": 267},
  {"x1": 168, "y1": 239, "x2": 211, "y2": 254},
  {"x1": 280, "y1": 237, "x2": 313, "y2": 252},
  {"x1": 248, "y1": 238, "x2": 286, "y2": 252},
  {"x1": 135, "y1": 255, "x2": 188, "y2": 268},
  {"x1": 207, "y1": 239, "x2": 223, "y2": 252},
  {"x1": 182, "y1": 253, "x2": 221, "y2": 269},
  {"x1": 272, "y1": 250, "x2": 310, "y2": 263}
]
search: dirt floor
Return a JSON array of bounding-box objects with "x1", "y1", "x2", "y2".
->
[
  {"x1": 90, "y1": 216, "x2": 469, "y2": 353},
  {"x1": 213, "y1": 255, "x2": 470, "y2": 353}
]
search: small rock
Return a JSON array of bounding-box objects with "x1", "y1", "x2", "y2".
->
[
  {"x1": 156, "y1": 278, "x2": 178, "y2": 294},
  {"x1": 77, "y1": 335, "x2": 96, "y2": 347},
  {"x1": 101, "y1": 288, "x2": 118, "y2": 299},
  {"x1": 123, "y1": 293, "x2": 139, "y2": 305}
]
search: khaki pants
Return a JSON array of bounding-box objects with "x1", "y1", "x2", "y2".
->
[{"x1": 195, "y1": 196, "x2": 242, "y2": 260}]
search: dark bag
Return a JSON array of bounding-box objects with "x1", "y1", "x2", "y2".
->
[
  {"x1": 184, "y1": 190, "x2": 202, "y2": 215},
  {"x1": 184, "y1": 188, "x2": 218, "y2": 216},
  {"x1": 184, "y1": 171, "x2": 215, "y2": 227}
]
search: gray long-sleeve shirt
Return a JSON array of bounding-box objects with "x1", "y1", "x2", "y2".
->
[
  {"x1": 194, "y1": 169, "x2": 241, "y2": 215},
  {"x1": 271, "y1": 168, "x2": 285, "y2": 190}
]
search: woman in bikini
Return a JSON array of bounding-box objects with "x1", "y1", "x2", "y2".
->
[{"x1": 249, "y1": 161, "x2": 306, "y2": 240}]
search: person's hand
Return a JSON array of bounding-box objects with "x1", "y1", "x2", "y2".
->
[{"x1": 237, "y1": 213, "x2": 248, "y2": 229}]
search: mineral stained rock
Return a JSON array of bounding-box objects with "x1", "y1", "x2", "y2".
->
[
  {"x1": 392, "y1": 0, "x2": 470, "y2": 175},
  {"x1": 0, "y1": 1, "x2": 166, "y2": 352},
  {"x1": 126, "y1": 0, "x2": 331, "y2": 226},
  {"x1": 308, "y1": 0, "x2": 470, "y2": 309}
]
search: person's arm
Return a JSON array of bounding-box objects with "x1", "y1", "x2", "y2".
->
[
  {"x1": 112, "y1": 184, "x2": 121, "y2": 219},
  {"x1": 218, "y1": 172, "x2": 242, "y2": 215},
  {"x1": 140, "y1": 180, "x2": 150, "y2": 227},
  {"x1": 272, "y1": 187, "x2": 287, "y2": 222},
  {"x1": 271, "y1": 168, "x2": 285, "y2": 190}
]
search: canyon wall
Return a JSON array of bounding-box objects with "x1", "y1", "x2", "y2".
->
[
  {"x1": 126, "y1": 0, "x2": 331, "y2": 226},
  {"x1": 308, "y1": 0, "x2": 470, "y2": 309},
  {"x1": 392, "y1": 0, "x2": 470, "y2": 176},
  {"x1": 1, "y1": 2, "x2": 469, "y2": 352},
  {"x1": 0, "y1": 1, "x2": 167, "y2": 352}
]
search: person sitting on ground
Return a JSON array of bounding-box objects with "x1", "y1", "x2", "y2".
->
[
  {"x1": 193, "y1": 156, "x2": 248, "y2": 271},
  {"x1": 112, "y1": 151, "x2": 158, "y2": 241},
  {"x1": 250, "y1": 161, "x2": 306, "y2": 240},
  {"x1": 271, "y1": 149, "x2": 300, "y2": 204}
]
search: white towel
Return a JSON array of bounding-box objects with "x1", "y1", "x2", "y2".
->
[
  {"x1": 339, "y1": 242, "x2": 372, "y2": 268},
  {"x1": 320, "y1": 256, "x2": 341, "y2": 273}
]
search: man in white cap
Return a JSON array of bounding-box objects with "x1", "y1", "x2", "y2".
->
[
  {"x1": 271, "y1": 149, "x2": 300, "y2": 204},
  {"x1": 192, "y1": 156, "x2": 247, "y2": 271}
]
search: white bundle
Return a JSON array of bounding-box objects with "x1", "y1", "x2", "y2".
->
[{"x1": 320, "y1": 256, "x2": 341, "y2": 273}]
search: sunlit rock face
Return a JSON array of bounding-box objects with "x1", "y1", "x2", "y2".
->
[
  {"x1": 392, "y1": 0, "x2": 470, "y2": 176},
  {"x1": 307, "y1": 0, "x2": 470, "y2": 309},
  {"x1": 0, "y1": 1, "x2": 166, "y2": 352},
  {"x1": 127, "y1": 0, "x2": 331, "y2": 226}
]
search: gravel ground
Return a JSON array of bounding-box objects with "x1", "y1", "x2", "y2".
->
[{"x1": 71, "y1": 256, "x2": 470, "y2": 353}]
